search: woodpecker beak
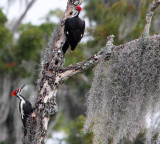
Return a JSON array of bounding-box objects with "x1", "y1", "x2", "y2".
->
[{"x1": 20, "y1": 84, "x2": 25, "y2": 91}]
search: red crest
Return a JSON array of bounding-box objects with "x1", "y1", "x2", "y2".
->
[
  {"x1": 11, "y1": 88, "x2": 19, "y2": 96},
  {"x1": 76, "y1": 6, "x2": 82, "y2": 12}
]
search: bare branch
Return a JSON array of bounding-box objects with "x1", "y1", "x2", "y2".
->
[
  {"x1": 70, "y1": 0, "x2": 83, "y2": 5},
  {"x1": 142, "y1": 0, "x2": 160, "y2": 38},
  {"x1": 11, "y1": 0, "x2": 37, "y2": 34},
  {"x1": 59, "y1": 35, "x2": 114, "y2": 81},
  {"x1": 59, "y1": 34, "x2": 160, "y2": 82}
]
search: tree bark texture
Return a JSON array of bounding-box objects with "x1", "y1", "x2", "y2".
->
[{"x1": 23, "y1": 1, "x2": 160, "y2": 144}]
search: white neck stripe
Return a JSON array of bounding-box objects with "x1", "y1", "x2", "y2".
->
[{"x1": 72, "y1": 10, "x2": 79, "y2": 17}]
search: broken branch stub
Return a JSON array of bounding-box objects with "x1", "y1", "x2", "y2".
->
[
  {"x1": 70, "y1": 0, "x2": 83, "y2": 6},
  {"x1": 142, "y1": 0, "x2": 160, "y2": 38}
]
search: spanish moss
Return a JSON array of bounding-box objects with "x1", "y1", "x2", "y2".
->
[{"x1": 84, "y1": 37, "x2": 160, "y2": 144}]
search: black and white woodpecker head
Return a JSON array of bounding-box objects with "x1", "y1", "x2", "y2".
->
[
  {"x1": 73, "y1": 6, "x2": 82, "y2": 16},
  {"x1": 11, "y1": 84, "x2": 25, "y2": 98}
]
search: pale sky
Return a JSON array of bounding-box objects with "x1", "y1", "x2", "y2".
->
[
  {"x1": 0, "y1": 0, "x2": 89, "y2": 43},
  {"x1": 0, "y1": 0, "x2": 67, "y2": 25}
]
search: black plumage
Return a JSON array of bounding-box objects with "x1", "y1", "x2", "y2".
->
[
  {"x1": 18, "y1": 95, "x2": 33, "y2": 127},
  {"x1": 18, "y1": 95, "x2": 33, "y2": 136},
  {"x1": 62, "y1": 6, "x2": 85, "y2": 54}
]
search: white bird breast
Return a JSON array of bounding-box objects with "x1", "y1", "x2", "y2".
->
[{"x1": 20, "y1": 99, "x2": 25, "y2": 119}]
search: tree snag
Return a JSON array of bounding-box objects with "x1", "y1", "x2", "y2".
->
[
  {"x1": 23, "y1": 0, "x2": 160, "y2": 144},
  {"x1": 142, "y1": 0, "x2": 160, "y2": 38}
]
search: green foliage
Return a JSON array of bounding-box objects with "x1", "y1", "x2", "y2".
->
[
  {"x1": 0, "y1": 142, "x2": 6, "y2": 144},
  {"x1": 85, "y1": 0, "x2": 158, "y2": 50},
  {"x1": 64, "y1": 43, "x2": 86, "y2": 66},
  {"x1": 0, "y1": 9, "x2": 7, "y2": 24},
  {"x1": 0, "y1": 26, "x2": 12, "y2": 49},
  {"x1": 17, "y1": 22, "x2": 56, "y2": 62},
  {"x1": 39, "y1": 23, "x2": 56, "y2": 38},
  {"x1": 0, "y1": 8, "x2": 57, "y2": 77},
  {"x1": 152, "y1": 133, "x2": 159, "y2": 141},
  {"x1": 16, "y1": 24, "x2": 44, "y2": 62},
  {"x1": 0, "y1": 9, "x2": 12, "y2": 49},
  {"x1": 0, "y1": 9, "x2": 13, "y2": 73},
  {"x1": 53, "y1": 115, "x2": 93, "y2": 144},
  {"x1": 85, "y1": 0, "x2": 103, "y2": 24},
  {"x1": 15, "y1": 22, "x2": 56, "y2": 79},
  {"x1": 45, "y1": 9, "x2": 64, "y2": 22},
  {"x1": 66, "y1": 115, "x2": 93, "y2": 144}
]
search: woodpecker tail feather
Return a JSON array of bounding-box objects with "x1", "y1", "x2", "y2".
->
[
  {"x1": 71, "y1": 44, "x2": 77, "y2": 51},
  {"x1": 62, "y1": 41, "x2": 69, "y2": 54}
]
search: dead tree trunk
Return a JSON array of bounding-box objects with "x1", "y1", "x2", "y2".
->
[{"x1": 23, "y1": 0, "x2": 160, "y2": 143}]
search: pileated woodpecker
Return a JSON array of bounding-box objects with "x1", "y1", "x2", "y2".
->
[
  {"x1": 62, "y1": 6, "x2": 85, "y2": 54},
  {"x1": 11, "y1": 85, "x2": 33, "y2": 134}
]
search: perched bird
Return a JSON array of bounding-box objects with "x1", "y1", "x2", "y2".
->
[
  {"x1": 62, "y1": 6, "x2": 85, "y2": 54},
  {"x1": 11, "y1": 85, "x2": 33, "y2": 135}
]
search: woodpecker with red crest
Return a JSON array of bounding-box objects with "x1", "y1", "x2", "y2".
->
[
  {"x1": 11, "y1": 85, "x2": 33, "y2": 135},
  {"x1": 62, "y1": 6, "x2": 85, "y2": 54}
]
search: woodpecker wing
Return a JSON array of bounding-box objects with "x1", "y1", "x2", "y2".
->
[
  {"x1": 18, "y1": 95, "x2": 33, "y2": 127},
  {"x1": 65, "y1": 17, "x2": 85, "y2": 51},
  {"x1": 23, "y1": 100, "x2": 33, "y2": 116}
]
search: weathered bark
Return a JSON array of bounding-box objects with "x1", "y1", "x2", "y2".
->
[
  {"x1": 23, "y1": 0, "x2": 160, "y2": 144},
  {"x1": 142, "y1": 0, "x2": 160, "y2": 37},
  {"x1": 24, "y1": 0, "x2": 84, "y2": 143}
]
